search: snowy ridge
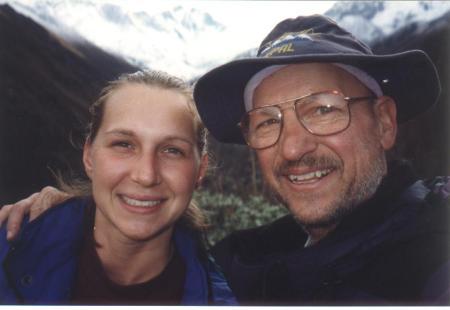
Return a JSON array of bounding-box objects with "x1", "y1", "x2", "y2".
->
[
  {"x1": 326, "y1": 1, "x2": 450, "y2": 44},
  {"x1": 4, "y1": 0, "x2": 226, "y2": 79},
  {"x1": 2, "y1": 0, "x2": 450, "y2": 79}
]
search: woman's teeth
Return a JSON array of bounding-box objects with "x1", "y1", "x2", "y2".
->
[
  {"x1": 122, "y1": 196, "x2": 162, "y2": 207},
  {"x1": 288, "y1": 169, "x2": 332, "y2": 182}
]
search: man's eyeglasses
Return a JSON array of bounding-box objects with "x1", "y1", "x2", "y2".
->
[{"x1": 238, "y1": 90, "x2": 377, "y2": 150}]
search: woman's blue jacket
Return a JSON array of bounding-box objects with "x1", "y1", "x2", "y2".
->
[{"x1": 0, "y1": 198, "x2": 237, "y2": 305}]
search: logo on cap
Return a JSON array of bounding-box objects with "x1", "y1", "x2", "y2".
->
[{"x1": 260, "y1": 29, "x2": 315, "y2": 57}]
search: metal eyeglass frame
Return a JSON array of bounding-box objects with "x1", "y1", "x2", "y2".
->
[{"x1": 238, "y1": 90, "x2": 377, "y2": 150}]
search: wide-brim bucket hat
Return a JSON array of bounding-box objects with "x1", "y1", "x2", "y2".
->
[{"x1": 194, "y1": 15, "x2": 441, "y2": 144}]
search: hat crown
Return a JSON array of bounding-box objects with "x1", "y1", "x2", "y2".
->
[{"x1": 258, "y1": 15, "x2": 373, "y2": 58}]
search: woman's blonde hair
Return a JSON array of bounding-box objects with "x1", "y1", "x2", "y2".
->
[{"x1": 58, "y1": 70, "x2": 208, "y2": 231}]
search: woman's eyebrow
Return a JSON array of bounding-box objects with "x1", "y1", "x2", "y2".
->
[
  {"x1": 104, "y1": 129, "x2": 135, "y2": 137},
  {"x1": 164, "y1": 136, "x2": 195, "y2": 146},
  {"x1": 104, "y1": 130, "x2": 195, "y2": 146}
]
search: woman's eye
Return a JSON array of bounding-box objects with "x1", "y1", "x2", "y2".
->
[
  {"x1": 163, "y1": 147, "x2": 184, "y2": 156},
  {"x1": 112, "y1": 141, "x2": 133, "y2": 150}
]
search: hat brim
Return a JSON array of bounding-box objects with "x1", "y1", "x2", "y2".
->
[{"x1": 194, "y1": 50, "x2": 441, "y2": 144}]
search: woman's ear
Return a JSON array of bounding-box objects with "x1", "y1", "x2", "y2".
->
[
  {"x1": 373, "y1": 96, "x2": 397, "y2": 150},
  {"x1": 83, "y1": 140, "x2": 94, "y2": 180},
  {"x1": 196, "y1": 154, "x2": 209, "y2": 187}
]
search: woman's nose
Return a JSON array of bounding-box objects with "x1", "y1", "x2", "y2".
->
[{"x1": 130, "y1": 153, "x2": 161, "y2": 187}]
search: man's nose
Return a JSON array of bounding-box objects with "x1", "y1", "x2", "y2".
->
[
  {"x1": 130, "y1": 152, "x2": 161, "y2": 187},
  {"x1": 277, "y1": 109, "x2": 318, "y2": 161}
]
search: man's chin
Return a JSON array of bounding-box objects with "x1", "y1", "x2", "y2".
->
[
  {"x1": 290, "y1": 207, "x2": 342, "y2": 230},
  {"x1": 270, "y1": 185, "x2": 353, "y2": 229}
]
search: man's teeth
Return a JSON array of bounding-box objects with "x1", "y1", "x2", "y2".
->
[
  {"x1": 288, "y1": 169, "x2": 332, "y2": 182},
  {"x1": 122, "y1": 196, "x2": 162, "y2": 207}
]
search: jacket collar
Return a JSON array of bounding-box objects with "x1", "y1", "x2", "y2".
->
[
  {"x1": 325, "y1": 159, "x2": 418, "y2": 242},
  {"x1": 173, "y1": 225, "x2": 209, "y2": 304},
  {"x1": 174, "y1": 225, "x2": 237, "y2": 305}
]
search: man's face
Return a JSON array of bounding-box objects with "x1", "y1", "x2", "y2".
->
[{"x1": 253, "y1": 63, "x2": 397, "y2": 231}]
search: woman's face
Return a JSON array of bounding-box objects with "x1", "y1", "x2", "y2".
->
[{"x1": 83, "y1": 83, "x2": 207, "y2": 243}]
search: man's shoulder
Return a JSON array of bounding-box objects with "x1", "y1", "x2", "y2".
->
[
  {"x1": 364, "y1": 177, "x2": 450, "y2": 302},
  {"x1": 422, "y1": 176, "x2": 450, "y2": 206},
  {"x1": 409, "y1": 177, "x2": 450, "y2": 233}
]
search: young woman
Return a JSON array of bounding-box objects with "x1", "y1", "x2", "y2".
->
[{"x1": 0, "y1": 70, "x2": 236, "y2": 305}]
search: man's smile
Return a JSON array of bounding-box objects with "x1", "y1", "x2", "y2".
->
[{"x1": 287, "y1": 168, "x2": 333, "y2": 183}]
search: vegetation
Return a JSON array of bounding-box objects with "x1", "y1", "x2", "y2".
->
[
  {"x1": 195, "y1": 190, "x2": 287, "y2": 245},
  {"x1": 196, "y1": 137, "x2": 288, "y2": 245}
]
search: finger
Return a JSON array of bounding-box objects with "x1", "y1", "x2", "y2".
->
[
  {"x1": 0, "y1": 204, "x2": 14, "y2": 228},
  {"x1": 4, "y1": 193, "x2": 40, "y2": 241},
  {"x1": 6, "y1": 205, "x2": 26, "y2": 241},
  {"x1": 29, "y1": 187, "x2": 72, "y2": 221}
]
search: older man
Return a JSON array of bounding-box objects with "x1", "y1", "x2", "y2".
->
[
  {"x1": 1, "y1": 14, "x2": 449, "y2": 305},
  {"x1": 193, "y1": 15, "x2": 449, "y2": 304}
]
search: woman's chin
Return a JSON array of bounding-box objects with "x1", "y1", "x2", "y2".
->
[{"x1": 118, "y1": 223, "x2": 173, "y2": 243}]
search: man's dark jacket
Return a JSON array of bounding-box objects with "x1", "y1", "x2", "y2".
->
[{"x1": 211, "y1": 162, "x2": 450, "y2": 305}]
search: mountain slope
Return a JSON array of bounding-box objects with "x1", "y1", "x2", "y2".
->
[
  {"x1": 0, "y1": 4, "x2": 137, "y2": 204},
  {"x1": 5, "y1": 0, "x2": 227, "y2": 79},
  {"x1": 371, "y1": 11, "x2": 450, "y2": 177}
]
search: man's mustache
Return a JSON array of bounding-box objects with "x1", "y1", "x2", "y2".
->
[{"x1": 277, "y1": 154, "x2": 343, "y2": 174}]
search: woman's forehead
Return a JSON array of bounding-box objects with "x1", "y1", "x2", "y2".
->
[
  {"x1": 108, "y1": 83, "x2": 186, "y2": 105},
  {"x1": 100, "y1": 83, "x2": 196, "y2": 138}
]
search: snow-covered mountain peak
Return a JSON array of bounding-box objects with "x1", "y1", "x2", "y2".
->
[
  {"x1": 4, "y1": 0, "x2": 228, "y2": 79},
  {"x1": 3, "y1": 1, "x2": 449, "y2": 79},
  {"x1": 326, "y1": 1, "x2": 450, "y2": 43}
]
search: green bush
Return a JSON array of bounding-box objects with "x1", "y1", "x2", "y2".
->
[{"x1": 194, "y1": 190, "x2": 287, "y2": 245}]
